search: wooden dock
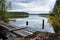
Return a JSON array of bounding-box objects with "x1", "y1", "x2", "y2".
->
[{"x1": 0, "y1": 21, "x2": 36, "y2": 37}]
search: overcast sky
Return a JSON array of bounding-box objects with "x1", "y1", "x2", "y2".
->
[{"x1": 7, "y1": 0, "x2": 56, "y2": 14}]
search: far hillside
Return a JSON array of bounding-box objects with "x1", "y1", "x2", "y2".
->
[
  {"x1": 8, "y1": 12, "x2": 29, "y2": 18},
  {"x1": 38, "y1": 13, "x2": 50, "y2": 17}
]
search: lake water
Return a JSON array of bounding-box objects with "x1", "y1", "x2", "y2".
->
[{"x1": 9, "y1": 15, "x2": 55, "y2": 33}]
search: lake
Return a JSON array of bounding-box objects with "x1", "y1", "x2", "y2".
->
[{"x1": 9, "y1": 15, "x2": 55, "y2": 33}]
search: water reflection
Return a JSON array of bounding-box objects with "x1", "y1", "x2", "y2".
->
[{"x1": 9, "y1": 15, "x2": 55, "y2": 33}]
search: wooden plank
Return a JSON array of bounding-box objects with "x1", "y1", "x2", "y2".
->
[
  {"x1": 0, "y1": 23, "x2": 11, "y2": 30},
  {"x1": 9, "y1": 27, "x2": 28, "y2": 32},
  {"x1": 13, "y1": 30, "x2": 28, "y2": 37}
]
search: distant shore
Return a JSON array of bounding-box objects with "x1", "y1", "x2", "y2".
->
[{"x1": 8, "y1": 12, "x2": 29, "y2": 18}]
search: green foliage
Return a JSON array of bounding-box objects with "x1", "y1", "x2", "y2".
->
[
  {"x1": 48, "y1": 0, "x2": 60, "y2": 33},
  {"x1": 0, "y1": 0, "x2": 11, "y2": 22}
]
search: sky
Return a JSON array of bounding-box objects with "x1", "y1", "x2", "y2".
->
[{"x1": 7, "y1": 0, "x2": 56, "y2": 14}]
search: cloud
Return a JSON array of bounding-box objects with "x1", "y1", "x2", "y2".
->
[{"x1": 7, "y1": 0, "x2": 56, "y2": 14}]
